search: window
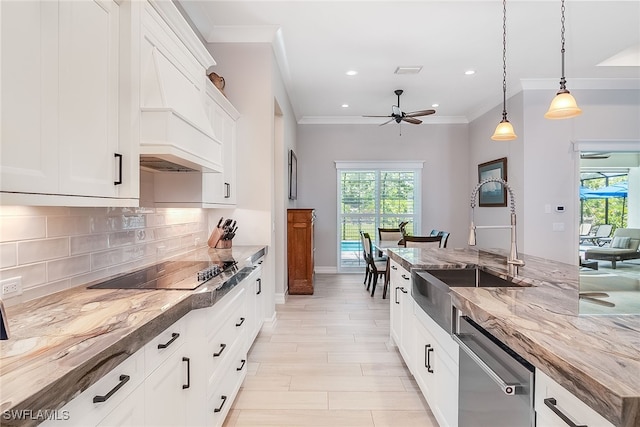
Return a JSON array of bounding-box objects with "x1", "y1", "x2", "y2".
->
[{"x1": 336, "y1": 161, "x2": 422, "y2": 271}]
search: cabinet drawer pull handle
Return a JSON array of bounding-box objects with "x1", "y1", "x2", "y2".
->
[
  {"x1": 400, "y1": 287, "x2": 408, "y2": 294},
  {"x1": 236, "y1": 317, "x2": 245, "y2": 327},
  {"x1": 391, "y1": 265, "x2": 397, "y2": 270},
  {"x1": 401, "y1": 274, "x2": 410, "y2": 281},
  {"x1": 256, "y1": 278, "x2": 262, "y2": 295},
  {"x1": 157, "y1": 332, "x2": 180, "y2": 349},
  {"x1": 182, "y1": 357, "x2": 190, "y2": 389},
  {"x1": 114, "y1": 153, "x2": 123, "y2": 185},
  {"x1": 425, "y1": 345, "x2": 434, "y2": 373},
  {"x1": 93, "y1": 374, "x2": 130, "y2": 403},
  {"x1": 213, "y1": 395, "x2": 228, "y2": 413},
  {"x1": 213, "y1": 343, "x2": 227, "y2": 357},
  {"x1": 236, "y1": 359, "x2": 246, "y2": 371},
  {"x1": 224, "y1": 182, "x2": 231, "y2": 198},
  {"x1": 544, "y1": 398, "x2": 588, "y2": 427},
  {"x1": 395, "y1": 287, "x2": 400, "y2": 304}
]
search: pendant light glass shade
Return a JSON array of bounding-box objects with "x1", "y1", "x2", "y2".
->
[
  {"x1": 491, "y1": 119, "x2": 517, "y2": 140},
  {"x1": 546, "y1": 0, "x2": 581, "y2": 120},
  {"x1": 492, "y1": 0, "x2": 517, "y2": 141},
  {"x1": 544, "y1": 90, "x2": 582, "y2": 119}
]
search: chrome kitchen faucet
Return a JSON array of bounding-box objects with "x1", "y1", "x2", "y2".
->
[{"x1": 469, "y1": 177, "x2": 525, "y2": 276}]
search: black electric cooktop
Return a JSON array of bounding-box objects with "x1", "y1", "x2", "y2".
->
[{"x1": 88, "y1": 259, "x2": 237, "y2": 290}]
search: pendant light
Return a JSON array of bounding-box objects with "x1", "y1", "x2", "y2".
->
[
  {"x1": 545, "y1": 0, "x2": 582, "y2": 119},
  {"x1": 491, "y1": 0, "x2": 517, "y2": 141}
]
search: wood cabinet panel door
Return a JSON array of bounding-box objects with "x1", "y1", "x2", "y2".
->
[{"x1": 287, "y1": 209, "x2": 315, "y2": 294}]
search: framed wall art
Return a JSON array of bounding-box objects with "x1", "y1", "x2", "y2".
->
[
  {"x1": 288, "y1": 149, "x2": 297, "y2": 200},
  {"x1": 478, "y1": 157, "x2": 507, "y2": 207}
]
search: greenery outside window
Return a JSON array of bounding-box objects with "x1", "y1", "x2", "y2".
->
[{"x1": 335, "y1": 161, "x2": 423, "y2": 271}]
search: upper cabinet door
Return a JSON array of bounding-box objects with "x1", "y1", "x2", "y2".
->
[
  {"x1": 1, "y1": 0, "x2": 138, "y2": 206},
  {"x1": 0, "y1": 1, "x2": 59, "y2": 193},
  {"x1": 58, "y1": 0, "x2": 120, "y2": 197}
]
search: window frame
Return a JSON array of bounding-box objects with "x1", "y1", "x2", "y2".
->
[{"x1": 335, "y1": 161, "x2": 423, "y2": 272}]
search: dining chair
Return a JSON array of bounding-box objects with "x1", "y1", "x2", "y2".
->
[
  {"x1": 429, "y1": 229, "x2": 440, "y2": 236},
  {"x1": 403, "y1": 235, "x2": 442, "y2": 248},
  {"x1": 362, "y1": 232, "x2": 389, "y2": 298},
  {"x1": 437, "y1": 231, "x2": 450, "y2": 248},
  {"x1": 359, "y1": 231, "x2": 376, "y2": 286},
  {"x1": 378, "y1": 227, "x2": 404, "y2": 255}
]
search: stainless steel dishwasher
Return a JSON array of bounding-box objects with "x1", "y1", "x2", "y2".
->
[{"x1": 453, "y1": 315, "x2": 535, "y2": 427}]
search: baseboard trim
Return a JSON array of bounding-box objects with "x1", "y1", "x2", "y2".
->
[
  {"x1": 315, "y1": 266, "x2": 337, "y2": 274},
  {"x1": 274, "y1": 293, "x2": 286, "y2": 304}
]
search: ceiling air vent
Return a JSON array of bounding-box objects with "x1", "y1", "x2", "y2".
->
[{"x1": 394, "y1": 66, "x2": 423, "y2": 75}]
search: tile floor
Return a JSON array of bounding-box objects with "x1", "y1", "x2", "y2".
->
[{"x1": 223, "y1": 274, "x2": 438, "y2": 427}]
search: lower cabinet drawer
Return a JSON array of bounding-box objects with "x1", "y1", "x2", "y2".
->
[
  {"x1": 41, "y1": 350, "x2": 144, "y2": 427},
  {"x1": 535, "y1": 370, "x2": 614, "y2": 427},
  {"x1": 207, "y1": 347, "x2": 248, "y2": 427},
  {"x1": 144, "y1": 315, "x2": 187, "y2": 376}
]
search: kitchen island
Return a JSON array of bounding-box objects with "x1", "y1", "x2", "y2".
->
[
  {"x1": 0, "y1": 245, "x2": 266, "y2": 427},
  {"x1": 387, "y1": 247, "x2": 640, "y2": 427}
]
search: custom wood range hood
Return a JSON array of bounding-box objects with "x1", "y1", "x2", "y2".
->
[{"x1": 138, "y1": 1, "x2": 223, "y2": 174}]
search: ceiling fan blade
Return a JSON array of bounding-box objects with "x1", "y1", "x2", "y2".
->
[
  {"x1": 363, "y1": 115, "x2": 392, "y2": 118},
  {"x1": 405, "y1": 109, "x2": 436, "y2": 117},
  {"x1": 379, "y1": 118, "x2": 395, "y2": 126},
  {"x1": 402, "y1": 117, "x2": 422, "y2": 125}
]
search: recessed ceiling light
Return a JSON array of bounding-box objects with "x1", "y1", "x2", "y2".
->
[
  {"x1": 346, "y1": 70, "x2": 358, "y2": 76},
  {"x1": 465, "y1": 70, "x2": 476, "y2": 75},
  {"x1": 395, "y1": 66, "x2": 423, "y2": 75},
  {"x1": 341, "y1": 104, "x2": 349, "y2": 108},
  {"x1": 432, "y1": 103, "x2": 439, "y2": 108}
]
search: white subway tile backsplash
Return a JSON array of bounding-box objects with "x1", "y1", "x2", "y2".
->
[
  {"x1": 0, "y1": 243, "x2": 17, "y2": 268},
  {"x1": 0, "y1": 263, "x2": 47, "y2": 290},
  {"x1": 0, "y1": 216, "x2": 46, "y2": 242},
  {"x1": 70, "y1": 234, "x2": 109, "y2": 255},
  {"x1": 48, "y1": 255, "x2": 91, "y2": 282},
  {"x1": 0, "y1": 206, "x2": 210, "y2": 303},
  {"x1": 108, "y1": 231, "x2": 136, "y2": 248},
  {"x1": 18, "y1": 238, "x2": 70, "y2": 264},
  {"x1": 47, "y1": 216, "x2": 91, "y2": 237}
]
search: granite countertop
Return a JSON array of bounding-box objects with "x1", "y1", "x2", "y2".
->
[
  {"x1": 387, "y1": 247, "x2": 640, "y2": 427},
  {"x1": 0, "y1": 245, "x2": 266, "y2": 426}
]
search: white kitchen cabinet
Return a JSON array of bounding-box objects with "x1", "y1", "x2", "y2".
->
[
  {"x1": 95, "y1": 384, "x2": 144, "y2": 427},
  {"x1": 149, "y1": 81, "x2": 239, "y2": 207},
  {"x1": 185, "y1": 281, "x2": 249, "y2": 426},
  {"x1": 413, "y1": 304, "x2": 458, "y2": 427},
  {"x1": 535, "y1": 370, "x2": 614, "y2": 427},
  {"x1": 143, "y1": 314, "x2": 192, "y2": 426},
  {"x1": 244, "y1": 262, "x2": 265, "y2": 349},
  {"x1": 0, "y1": 0, "x2": 138, "y2": 206},
  {"x1": 40, "y1": 347, "x2": 145, "y2": 427},
  {"x1": 389, "y1": 259, "x2": 414, "y2": 369}
]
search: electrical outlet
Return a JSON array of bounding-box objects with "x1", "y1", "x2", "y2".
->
[{"x1": 1, "y1": 277, "x2": 22, "y2": 297}]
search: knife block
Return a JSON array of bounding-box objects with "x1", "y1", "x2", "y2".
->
[{"x1": 215, "y1": 239, "x2": 232, "y2": 249}]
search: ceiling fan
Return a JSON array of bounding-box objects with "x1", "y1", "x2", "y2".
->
[{"x1": 364, "y1": 89, "x2": 436, "y2": 126}]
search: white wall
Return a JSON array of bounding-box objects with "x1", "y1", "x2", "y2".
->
[
  {"x1": 297, "y1": 123, "x2": 469, "y2": 271},
  {"x1": 520, "y1": 88, "x2": 640, "y2": 264},
  {"x1": 468, "y1": 92, "x2": 525, "y2": 254},
  {"x1": 205, "y1": 42, "x2": 298, "y2": 306},
  {"x1": 469, "y1": 88, "x2": 640, "y2": 264}
]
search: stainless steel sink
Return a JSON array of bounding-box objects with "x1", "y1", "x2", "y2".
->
[{"x1": 411, "y1": 268, "x2": 530, "y2": 333}]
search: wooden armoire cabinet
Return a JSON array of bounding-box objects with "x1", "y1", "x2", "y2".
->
[{"x1": 287, "y1": 208, "x2": 315, "y2": 295}]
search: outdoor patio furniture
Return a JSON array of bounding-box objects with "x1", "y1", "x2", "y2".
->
[
  {"x1": 580, "y1": 224, "x2": 613, "y2": 246},
  {"x1": 584, "y1": 228, "x2": 640, "y2": 269}
]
